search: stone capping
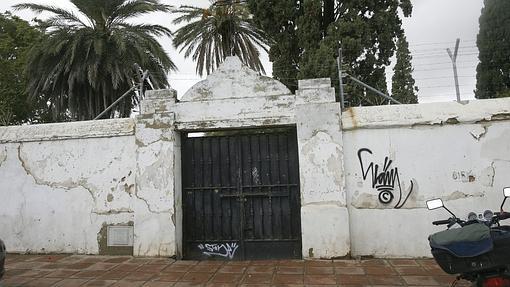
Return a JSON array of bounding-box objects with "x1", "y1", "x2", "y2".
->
[
  {"x1": 0, "y1": 118, "x2": 135, "y2": 143},
  {"x1": 342, "y1": 98, "x2": 510, "y2": 130}
]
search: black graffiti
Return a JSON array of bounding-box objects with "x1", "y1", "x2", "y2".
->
[{"x1": 357, "y1": 148, "x2": 414, "y2": 209}]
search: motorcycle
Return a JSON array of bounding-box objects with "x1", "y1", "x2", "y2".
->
[{"x1": 426, "y1": 187, "x2": 510, "y2": 287}]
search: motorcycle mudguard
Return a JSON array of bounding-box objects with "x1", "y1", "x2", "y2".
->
[{"x1": 429, "y1": 223, "x2": 493, "y2": 257}]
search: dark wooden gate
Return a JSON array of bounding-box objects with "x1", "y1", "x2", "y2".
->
[{"x1": 182, "y1": 128, "x2": 302, "y2": 260}]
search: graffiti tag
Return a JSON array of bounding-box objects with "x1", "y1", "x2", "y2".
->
[
  {"x1": 198, "y1": 242, "x2": 239, "y2": 259},
  {"x1": 357, "y1": 148, "x2": 414, "y2": 209}
]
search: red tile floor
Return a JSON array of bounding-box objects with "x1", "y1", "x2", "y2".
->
[{"x1": 0, "y1": 254, "x2": 471, "y2": 287}]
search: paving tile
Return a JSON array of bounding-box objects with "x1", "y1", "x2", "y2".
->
[
  {"x1": 389, "y1": 259, "x2": 419, "y2": 266},
  {"x1": 368, "y1": 275, "x2": 404, "y2": 285},
  {"x1": 334, "y1": 267, "x2": 364, "y2": 275},
  {"x1": 146, "y1": 259, "x2": 174, "y2": 265},
  {"x1": 197, "y1": 261, "x2": 225, "y2": 266},
  {"x1": 173, "y1": 282, "x2": 206, "y2": 287},
  {"x1": 5, "y1": 268, "x2": 30, "y2": 276},
  {"x1": 180, "y1": 272, "x2": 214, "y2": 283},
  {"x1": 209, "y1": 272, "x2": 243, "y2": 283},
  {"x1": 277, "y1": 266, "x2": 303, "y2": 274},
  {"x1": 64, "y1": 262, "x2": 96, "y2": 270},
  {"x1": 142, "y1": 281, "x2": 175, "y2": 287},
  {"x1": 364, "y1": 266, "x2": 397, "y2": 275},
  {"x1": 304, "y1": 274, "x2": 336, "y2": 285},
  {"x1": 332, "y1": 260, "x2": 359, "y2": 267},
  {"x1": 250, "y1": 260, "x2": 278, "y2": 266},
  {"x1": 190, "y1": 264, "x2": 221, "y2": 273},
  {"x1": 97, "y1": 270, "x2": 130, "y2": 280},
  {"x1": 127, "y1": 258, "x2": 154, "y2": 265},
  {"x1": 0, "y1": 275, "x2": 34, "y2": 286},
  {"x1": 423, "y1": 265, "x2": 449, "y2": 275},
  {"x1": 360, "y1": 259, "x2": 388, "y2": 266},
  {"x1": 81, "y1": 257, "x2": 109, "y2": 264},
  {"x1": 224, "y1": 260, "x2": 251, "y2": 266},
  {"x1": 136, "y1": 264, "x2": 169, "y2": 273},
  {"x1": 110, "y1": 280, "x2": 147, "y2": 287},
  {"x1": 153, "y1": 272, "x2": 185, "y2": 282},
  {"x1": 124, "y1": 272, "x2": 157, "y2": 281},
  {"x1": 241, "y1": 273, "x2": 273, "y2": 284},
  {"x1": 304, "y1": 260, "x2": 333, "y2": 267},
  {"x1": 53, "y1": 278, "x2": 91, "y2": 287},
  {"x1": 336, "y1": 274, "x2": 370, "y2": 285},
  {"x1": 278, "y1": 260, "x2": 304, "y2": 267},
  {"x1": 172, "y1": 261, "x2": 199, "y2": 266},
  {"x1": 163, "y1": 264, "x2": 194, "y2": 273},
  {"x1": 103, "y1": 257, "x2": 132, "y2": 264},
  {"x1": 394, "y1": 266, "x2": 429, "y2": 275},
  {"x1": 246, "y1": 265, "x2": 275, "y2": 273},
  {"x1": 216, "y1": 265, "x2": 246, "y2": 273},
  {"x1": 81, "y1": 279, "x2": 117, "y2": 286},
  {"x1": 433, "y1": 275, "x2": 458, "y2": 286},
  {"x1": 71, "y1": 270, "x2": 108, "y2": 279},
  {"x1": 23, "y1": 277, "x2": 63, "y2": 287},
  {"x1": 31, "y1": 254, "x2": 70, "y2": 262},
  {"x1": 305, "y1": 267, "x2": 334, "y2": 275},
  {"x1": 45, "y1": 269, "x2": 80, "y2": 278},
  {"x1": 272, "y1": 274, "x2": 304, "y2": 285},
  {"x1": 205, "y1": 283, "x2": 237, "y2": 287},
  {"x1": 19, "y1": 269, "x2": 52, "y2": 277},
  {"x1": 8, "y1": 261, "x2": 49, "y2": 269},
  {"x1": 402, "y1": 275, "x2": 440, "y2": 286},
  {"x1": 417, "y1": 259, "x2": 438, "y2": 266},
  {"x1": 23, "y1": 278, "x2": 62, "y2": 287},
  {"x1": 111, "y1": 263, "x2": 144, "y2": 272},
  {"x1": 87, "y1": 263, "x2": 118, "y2": 271},
  {"x1": 59, "y1": 256, "x2": 88, "y2": 263}
]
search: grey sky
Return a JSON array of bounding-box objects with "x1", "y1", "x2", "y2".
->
[{"x1": 1, "y1": 0, "x2": 483, "y2": 103}]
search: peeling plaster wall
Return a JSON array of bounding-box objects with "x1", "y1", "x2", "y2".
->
[
  {"x1": 342, "y1": 99, "x2": 510, "y2": 258},
  {"x1": 0, "y1": 119, "x2": 137, "y2": 254}
]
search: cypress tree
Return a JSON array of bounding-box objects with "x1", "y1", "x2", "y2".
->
[
  {"x1": 391, "y1": 35, "x2": 418, "y2": 104},
  {"x1": 475, "y1": 0, "x2": 510, "y2": 99},
  {"x1": 248, "y1": 0, "x2": 413, "y2": 106}
]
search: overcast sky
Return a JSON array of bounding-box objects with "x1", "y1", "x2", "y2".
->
[{"x1": 1, "y1": 0, "x2": 484, "y2": 103}]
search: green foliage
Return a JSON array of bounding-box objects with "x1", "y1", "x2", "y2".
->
[
  {"x1": 0, "y1": 12, "x2": 48, "y2": 125},
  {"x1": 248, "y1": 0, "x2": 412, "y2": 106},
  {"x1": 391, "y1": 35, "x2": 418, "y2": 104},
  {"x1": 15, "y1": 0, "x2": 176, "y2": 121},
  {"x1": 172, "y1": 1, "x2": 271, "y2": 76},
  {"x1": 475, "y1": 0, "x2": 510, "y2": 99}
]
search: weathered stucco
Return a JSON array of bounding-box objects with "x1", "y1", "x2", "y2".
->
[
  {"x1": 0, "y1": 119, "x2": 136, "y2": 254},
  {"x1": 343, "y1": 99, "x2": 510, "y2": 257},
  {"x1": 1, "y1": 56, "x2": 510, "y2": 259}
]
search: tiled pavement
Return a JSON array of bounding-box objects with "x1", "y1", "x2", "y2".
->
[{"x1": 0, "y1": 254, "x2": 472, "y2": 287}]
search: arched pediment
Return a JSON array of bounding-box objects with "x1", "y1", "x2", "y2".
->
[{"x1": 180, "y1": 56, "x2": 291, "y2": 102}]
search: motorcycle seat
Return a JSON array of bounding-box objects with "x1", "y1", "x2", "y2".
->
[{"x1": 429, "y1": 223, "x2": 493, "y2": 257}]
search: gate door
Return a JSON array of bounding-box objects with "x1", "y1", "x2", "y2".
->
[{"x1": 182, "y1": 128, "x2": 302, "y2": 260}]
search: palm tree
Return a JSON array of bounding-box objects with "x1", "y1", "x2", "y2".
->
[
  {"x1": 172, "y1": 0, "x2": 271, "y2": 76},
  {"x1": 15, "y1": 0, "x2": 176, "y2": 121}
]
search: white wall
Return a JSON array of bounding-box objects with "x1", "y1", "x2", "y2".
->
[
  {"x1": 1, "y1": 58, "x2": 509, "y2": 259},
  {"x1": 342, "y1": 99, "x2": 510, "y2": 257},
  {"x1": 0, "y1": 119, "x2": 137, "y2": 254}
]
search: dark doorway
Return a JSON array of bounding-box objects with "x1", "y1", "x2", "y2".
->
[{"x1": 182, "y1": 128, "x2": 302, "y2": 260}]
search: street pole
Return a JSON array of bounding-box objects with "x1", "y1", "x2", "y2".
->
[
  {"x1": 336, "y1": 47, "x2": 345, "y2": 110},
  {"x1": 447, "y1": 38, "x2": 461, "y2": 102}
]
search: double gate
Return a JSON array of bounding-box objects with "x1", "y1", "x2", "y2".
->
[{"x1": 182, "y1": 128, "x2": 302, "y2": 260}]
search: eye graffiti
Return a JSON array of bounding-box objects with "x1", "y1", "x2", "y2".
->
[{"x1": 357, "y1": 148, "x2": 414, "y2": 209}]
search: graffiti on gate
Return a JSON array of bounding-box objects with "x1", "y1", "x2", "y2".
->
[
  {"x1": 357, "y1": 148, "x2": 414, "y2": 209},
  {"x1": 198, "y1": 242, "x2": 239, "y2": 259}
]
